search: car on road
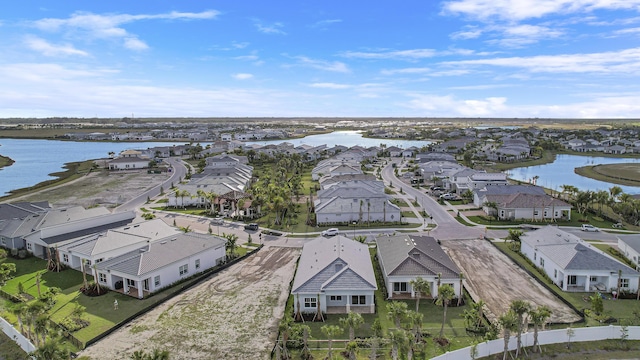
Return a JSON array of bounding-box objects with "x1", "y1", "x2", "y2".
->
[
  {"x1": 581, "y1": 224, "x2": 599, "y2": 232},
  {"x1": 211, "y1": 216, "x2": 224, "y2": 225},
  {"x1": 244, "y1": 223, "x2": 259, "y2": 231},
  {"x1": 321, "y1": 228, "x2": 340, "y2": 237}
]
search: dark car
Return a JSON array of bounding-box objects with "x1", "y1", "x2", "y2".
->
[{"x1": 244, "y1": 223, "x2": 259, "y2": 231}]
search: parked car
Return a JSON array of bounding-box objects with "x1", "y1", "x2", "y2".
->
[
  {"x1": 581, "y1": 224, "x2": 599, "y2": 232},
  {"x1": 244, "y1": 223, "x2": 259, "y2": 231},
  {"x1": 439, "y1": 193, "x2": 458, "y2": 201},
  {"x1": 322, "y1": 228, "x2": 340, "y2": 237},
  {"x1": 211, "y1": 216, "x2": 224, "y2": 225}
]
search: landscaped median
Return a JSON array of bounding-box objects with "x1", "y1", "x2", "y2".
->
[{"x1": 0, "y1": 245, "x2": 263, "y2": 352}]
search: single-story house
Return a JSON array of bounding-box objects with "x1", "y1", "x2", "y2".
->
[
  {"x1": 96, "y1": 232, "x2": 227, "y2": 298},
  {"x1": 107, "y1": 156, "x2": 149, "y2": 170},
  {"x1": 486, "y1": 193, "x2": 572, "y2": 221},
  {"x1": 376, "y1": 235, "x2": 462, "y2": 299},
  {"x1": 291, "y1": 235, "x2": 377, "y2": 316},
  {"x1": 520, "y1": 227, "x2": 640, "y2": 292}
]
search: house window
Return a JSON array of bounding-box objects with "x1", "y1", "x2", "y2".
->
[
  {"x1": 154, "y1": 276, "x2": 161, "y2": 286},
  {"x1": 534, "y1": 210, "x2": 539, "y2": 216},
  {"x1": 179, "y1": 264, "x2": 189, "y2": 276},
  {"x1": 126, "y1": 279, "x2": 135, "y2": 287},
  {"x1": 534, "y1": 253, "x2": 537, "y2": 260},
  {"x1": 27, "y1": 243, "x2": 32, "y2": 251},
  {"x1": 1, "y1": 238, "x2": 5, "y2": 246},
  {"x1": 98, "y1": 273, "x2": 107, "y2": 283},
  {"x1": 621, "y1": 279, "x2": 630, "y2": 288},
  {"x1": 539, "y1": 258, "x2": 544, "y2": 267},
  {"x1": 95, "y1": 258, "x2": 103, "y2": 263},
  {"x1": 554, "y1": 269, "x2": 557, "y2": 278},
  {"x1": 63, "y1": 254, "x2": 69, "y2": 262},
  {"x1": 330, "y1": 295, "x2": 342, "y2": 301},
  {"x1": 393, "y1": 282, "x2": 407, "y2": 292},
  {"x1": 304, "y1": 297, "x2": 317, "y2": 308},
  {"x1": 195, "y1": 259, "x2": 200, "y2": 270},
  {"x1": 590, "y1": 276, "x2": 598, "y2": 282},
  {"x1": 568, "y1": 275, "x2": 577, "y2": 285},
  {"x1": 86, "y1": 260, "x2": 92, "y2": 266},
  {"x1": 351, "y1": 295, "x2": 366, "y2": 305}
]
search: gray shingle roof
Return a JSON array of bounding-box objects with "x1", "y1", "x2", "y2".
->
[
  {"x1": 620, "y1": 237, "x2": 640, "y2": 254},
  {"x1": 96, "y1": 232, "x2": 226, "y2": 276},
  {"x1": 376, "y1": 235, "x2": 460, "y2": 279},
  {"x1": 292, "y1": 235, "x2": 376, "y2": 293}
]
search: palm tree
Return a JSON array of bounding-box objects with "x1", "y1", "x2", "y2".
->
[
  {"x1": 26, "y1": 302, "x2": 46, "y2": 343},
  {"x1": 409, "y1": 277, "x2": 430, "y2": 312},
  {"x1": 34, "y1": 314, "x2": 48, "y2": 347},
  {"x1": 321, "y1": 324, "x2": 343, "y2": 360},
  {"x1": 458, "y1": 273, "x2": 464, "y2": 306},
  {"x1": 388, "y1": 329, "x2": 408, "y2": 360},
  {"x1": 9, "y1": 302, "x2": 27, "y2": 335},
  {"x1": 339, "y1": 312, "x2": 364, "y2": 341},
  {"x1": 498, "y1": 310, "x2": 518, "y2": 360},
  {"x1": 406, "y1": 310, "x2": 424, "y2": 343},
  {"x1": 31, "y1": 340, "x2": 70, "y2": 360},
  {"x1": 609, "y1": 186, "x2": 623, "y2": 203},
  {"x1": 530, "y1": 305, "x2": 552, "y2": 353},
  {"x1": 222, "y1": 233, "x2": 238, "y2": 260},
  {"x1": 483, "y1": 201, "x2": 499, "y2": 221},
  {"x1": 278, "y1": 317, "x2": 292, "y2": 359},
  {"x1": 509, "y1": 299, "x2": 531, "y2": 357},
  {"x1": 436, "y1": 284, "x2": 456, "y2": 339},
  {"x1": 386, "y1": 301, "x2": 408, "y2": 328},
  {"x1": 471, "y1": 299, "x2": 487, "y2": 329},
  {"x1": 346, "y1": 340, "x2": 358, "y2": 360}
]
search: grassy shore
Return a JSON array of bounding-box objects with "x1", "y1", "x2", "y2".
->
[
  {"x1": 0, "y1": 154, "x2": 15, "y2": 169},
  {"x1": 0, "y1": 160, "x2": 96, "y2": 201},
  {"x1": 575, "y1": 163, "x2": 640, "y2": 187}
]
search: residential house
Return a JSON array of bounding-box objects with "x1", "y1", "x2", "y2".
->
[
  {"x1": 478, "y1": 190, "x2": 571, "y2": 221},
  {"x1": 386, "y1": 146, "x2": 403, "y2": 157},
  {"x1": 291, "y1": 235, "x2": 377, "y2": 315},
  {"x1": 618, "y1": 238, "x2": 640, "y2": 269},
  {"x1": 473, "y1": 185, "x2": 546, "y2": 207},
  {"x1": 376, "y1": 234, "x2": 462, "y2": 299},
  {"x1": 96, "y1": 232, "x2": 226, "y2": 298},
  {"x1": 314, "y1": 186, "x2": 400, "y2": 225},
  {"x1": 521, "y1": 227, "x2": 639, "y2": 292}
]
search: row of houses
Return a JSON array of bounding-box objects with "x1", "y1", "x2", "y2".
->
[
  {"x1": 291, "y1": 234, "x2": 463, "y2": 316},
  {"x1": 0, "y1": 202, "x2": 227, "y2": 298},
  {"x1": 312, "y1": 148, "x2": 401, "y2": 225}
]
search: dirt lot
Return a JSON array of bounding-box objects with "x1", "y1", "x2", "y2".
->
[
  {"x1": 443, "y1": 239, "x2": 582, "y2": 324},
  {"x1": 10, "y1": 169, "x2": 169, "y2": 208},
  {"x1": 79, "y1": 246, "x2": 300, "y2": 360}
]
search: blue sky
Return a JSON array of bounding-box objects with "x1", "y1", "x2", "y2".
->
[{"x1": 1, "y1": 1, "x2": 640, "y2": 118}]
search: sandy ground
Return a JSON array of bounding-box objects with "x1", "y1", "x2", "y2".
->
[
  {"x1": 9, "y1": 169, "x2": 169, "y2": 209},
  {"x1": 443, "y1": 239, "x2": 582, "y2": 324},
  {"x1": 79, "y1": 246, "x2": 300, "y2": 360}
]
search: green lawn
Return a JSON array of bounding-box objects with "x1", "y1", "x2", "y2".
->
[
  {"x1": 465, "y1": 210, "x2": 619, "y2": 229},
  {"x1": 401, "y1": 211, "x2": 417, "y2": 218}
]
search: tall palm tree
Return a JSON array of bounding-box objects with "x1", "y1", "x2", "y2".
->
[
  {"x1": 472, "y1": 299, "x2": 487, "y2": 329},
  {"x1": 278, "y1": 316, "x2": 292, "y2": 360},
  {"x1": 609, "y1": 186, "x2": 623, "y2": 203},
  {"x1": 483, "y1": 201, "x2": 499, "y2": 221},
  {"x1": 406, "y1": 310, "x2": 424, "y2": 343},
  {"x1": 321, "y1": 325, "x2": 343, "y2": 360},
  {"x1": 509, "y1": 299, "x2": 531, "y2": 357},
  {"x1": 386, "y1": 301, "x2": 408, "y2": 328},
  {"x1": 9, "y1": 302, "x2": 27, "y2": 335},
  {"x1": 34, "y1": 314, "x2": 48, "y2": 347},
  {"x1": 26, "y1": 302, "x2": 46, "y2": 343},
  {"x1": 409, "y1": 277, "x2": 430, "y2": 312},
  {"x1": 222, "y1": 233, "x2": 238, "y2": 259},
  {"x1": 31, "y1": 340, "x2": 70, "y2": 360},
  {"x1": 388, "y1": 329, "x2": 408, "y2": 360},
  {"x1": 529, "y1": 305, "x2": 552, "y2": 353},
  {"x1": 339, "y1": 312, "x2": 364, "y2": 341},
  {"x1": 436, "y1": 284, "x2": 456, "y2": 339},
  {"x1": 498, "y1": 310, "x2": 518, "y2": 360}
]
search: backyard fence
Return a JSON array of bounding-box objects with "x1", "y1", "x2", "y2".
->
[
  {"x1": 432, "y1": 325, "x2": 640, "y2": 360},
  {"x1": 0, "y1": 316, "x2": 35, "y2": 355}
]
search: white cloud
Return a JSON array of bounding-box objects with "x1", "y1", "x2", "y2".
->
[
  {"x1": 341, "y1": 48, "x2": 437, "y2": 60},
  {"x1": 310, "y1": 19, "x2": 342, "y2": 28},
  {"x1": 442, "y1": 47, "x2": 640, "y2": 73},
  {"x1": 614, "y1": 27, "x2": 640, "y2": 35},
  {"x1": 309, "y1": 82, "x2": 351, "y2": 89},
  {"x1": 232, "y1": 73, "x2": 253, "y2": 80},
  {"x1": 123, "y1": 37, "x2": 149, "y2": 51},
  {"x1": 292, "y1": 56, "x2": 350, "y2": 73},
  {"x1": 24, "y1": 36, "x2": 89, "y2": 57},
  {"x1": 442, "y1": 0, "x2": 640, "y2": 22},
  {"x1": 32, "y1": 10, "x2": 218, "y2": 50},
  {"x1": 381, "y1": 67, "x2": 432, "y2": 75},
  {"x1": 451, "y1": 27, "x2": 484, "y2": 39},
  {"x1": 406, "y1": 94, "x2": 507, "y2": 117},
  {"x1": 254, "y1": 21, "x2": 286, "y2": 35},
  {"x1": 380, "y1": 67, "x2": 471, "y2": 77}
]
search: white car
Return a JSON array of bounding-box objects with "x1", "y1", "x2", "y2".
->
[
  {"x1": 581, "y1": 224, "x2": 600, "y2": 232},
  {"x1": 322, "y1": 228, "x2": 340, "y2": 237}
]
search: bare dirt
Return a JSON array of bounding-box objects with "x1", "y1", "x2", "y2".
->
[
  {"x1": 9, "y1": 169, "x2": 169, "y2": 208},
  {"x1": 442, "y1": 239, "x2": 582, "y2": 324},
  {"x1": 79, "y1": 246, "x2": 300, "y2": 360}
]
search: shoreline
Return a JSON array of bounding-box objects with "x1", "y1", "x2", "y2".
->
[
  {"x1": 0, "y1": 154, "x2": 15, "y2": 169},
  {"x1": 0, "y1": 159, "x2": 96, "y2": 201},
  {"x1": 574, "y1": 164, "x2": 640, "y2": 187}
]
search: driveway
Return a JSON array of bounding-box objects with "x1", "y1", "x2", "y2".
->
[{"x1": 442, "y1": 239, "x2": 582, "y2": 324}]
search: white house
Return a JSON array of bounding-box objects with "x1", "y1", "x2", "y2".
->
[
  {"x1": 314, "y1": 187, "x2": 400, "y2": 225},
  {"x1": 291, "y1": 235, "x2": 377, "y2": 316},
  {"x1": 57, "y1": 219, "x2": 180, "y2": 272},
  {"x1": 107, "y1": 156, "x2": 149, "y2": 170},
  {"x1": 520, "y1": 227, "x2": 640, "y2": 292},
  {"x1": 618, "y1": 237, "x2": 640, "y2": 270},
  {"x1": 376, "y1": 235, "x2": 462, "y2": 299},
  {"x1": 96, "y1": 232, "x2": 226, "y2": 298}
]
